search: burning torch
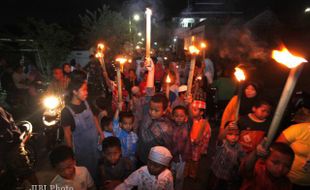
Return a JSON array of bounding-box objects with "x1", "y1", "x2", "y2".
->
[
  {"x1": 115, "y1": 57, "x2": 128, "y2": 111},
  {"x1": 234, "y1": 66, "x2": 246, "y2": 120},
  {"x1": 187, "y1": 45, "x2": 200, "y2": 97},
  {"x1": 265, "y1": 47, "x2": 307, "y2": 147}
]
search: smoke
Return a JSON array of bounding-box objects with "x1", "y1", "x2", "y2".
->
[{"x1": 218, "y1": 10, "x2": 282, "y2": 64}]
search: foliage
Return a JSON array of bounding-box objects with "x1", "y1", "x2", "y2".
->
[
  {"x1": 21, "y1": 18, "x2": 73, "y2": 76},
  {"x1": 79, "y1": 5, "x2": 132, "y2": 59}
]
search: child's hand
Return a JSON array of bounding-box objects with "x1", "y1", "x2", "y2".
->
[
  {"x1": 256, "y1": 138, "x2": 269, "y2": 157},
  {"x1": 118, "y1": 102, "x2": 123, "y2": 111},
  {"x1": 185, "y1": 93, "x2": 193, "y2": 104},
  {"x1": 144, "y1": 57, "x2": 154, "y2": 72}
]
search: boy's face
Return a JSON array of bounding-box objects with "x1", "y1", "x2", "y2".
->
[
  {"x1": 149, "y1": 101, "x2": 166, "y2": 119},
  {"x1": 173, "y1": 109, "x2": 188, "y2": 125},
  {"x1": 266, "y1": 150, "x2": 293, "y2": 178},
  {"x1": 252, "y1": 104, "x2": 271, "y2": 120},
  {"x1": 56, "y1": 158, "x2": 76, "y2": 180},
  {"x1": 121, "y1": 117, "x2": 134, "y2": 132},
  {"x1": 226, "y1": 130, "x2": 240, "y2": 145},
  {"x1": 103, "y1": 146, "x2": 122, "y2": 165},
  {"x1": 103, "y1": 121, "x2": 113, "y2": 132},
  {"x1": 53, "y1": 69, "x2": 64, "y2": 81},
  {"x1": 147, "y1": 160, "x2": 166, "y2": 176}
]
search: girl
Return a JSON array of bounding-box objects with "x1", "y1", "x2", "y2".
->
[{"x1": 61, "y1": 70, "x2": 104, "y2": 181}]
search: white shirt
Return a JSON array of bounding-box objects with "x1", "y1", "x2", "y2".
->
[
  {"x1": 115, "y1": 166, "x2": 174, "y2": 190},
  {"x1": 50, "y1": 166, "x2": 94, "y2": 190}
]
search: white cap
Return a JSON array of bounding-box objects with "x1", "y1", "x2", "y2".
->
[
  {"x1": 131, "y1": 86, "x2": 140, "y2": 95},
  {"x1": 148, "y1": 146, "x2": 172, "y2": 167},
  {"x1": 178, "y1": 85, "x2": 188, "y2": 93}
]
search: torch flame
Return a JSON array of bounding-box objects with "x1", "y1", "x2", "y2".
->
[
  {"x1": 200, "y1": 42, "x2": 207, "y2": 49},
  {"x1": 166, "y1": 74, "x2": 171, "y2": 83},
  {"x1": 272, "y1": 47, "x2": 307, "y2": 68},
  {"x1": 97, "y1": 43, "x2": 105, "y2": 51},
  {"x1": 95, "y1": 52, "x2": 103, "y2": 58},
  {"x1": 116, "y1": 57, "x2": 127, "y2": 65},
  {"x1": 234, "y1": 67, "x2": 246, "y2": 82},
  {"x1": 145, "y1": 8, "x2": 152, "y2": 15},
  {"x1": 189, "y1": 45, "x2": 200, "y2": 55}
]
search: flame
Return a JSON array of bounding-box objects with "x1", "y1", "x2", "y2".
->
[
  {"x1": 189, "y1": 45, "x2": 200, "y2": 55},
  {"x1": 145, "y1": 8, "x2": 152, "y2": 15},
  {"x1": 116, "y1": 57, "x2": 127, "y2": 64},
  {"x1": 97, "y1": 43, "x2": 105, "y2": 51},
  {"x1": 200, "y1": 42, "x2": 207, "y2": 49},
  {"x1": 272, "y1": 47, "x2": 307, "y2": 68},
  {"x1": 234, "y1": 67, "x2": 246, "y2": 82},
  {"x1": 166, "y1": 74, "x2": 171, "y2": 83},
  {"x1": 95, "y1": 52, "x2": 103, "y2": 58},
  {"x1": 196, "y1": 76, "x2": 202, "y2": 80}
]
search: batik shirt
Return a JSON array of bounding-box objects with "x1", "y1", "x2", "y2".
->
[{"x1": 211, "y1": 140, "x2": 245, "y2": 181}]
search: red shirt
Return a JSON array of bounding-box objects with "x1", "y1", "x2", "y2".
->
[{"x1": 240, "y1": 159, "x2": 292, "y2": 190}]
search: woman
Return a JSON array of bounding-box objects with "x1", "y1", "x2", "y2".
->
[
  {"x1": 277, "y1": 122, "x2": 310, "y2": 189},
  {"x1": 60, "y1": 70, "x2": 104, "y2": 180},
  {"x1": 220, "y1": 82, "x2": 259, "y2": 132}
]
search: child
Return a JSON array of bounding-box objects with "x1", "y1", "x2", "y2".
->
[
  {"x1": 240, "y1": 142, "x2": 295, "y2": 190},
  {"x1": 100, "y1": 116, "x2": 114, "y2": 138},
  {"x1": 187, "y1": 100, "x2": 211, "y2": 179},
  {"x1": 171, "y1": 105, "x2": 192, "y2": 190},
  {"x1": 208, "y1": 121, "x2": 245, "y2": 190},
  {"x1": 49, "y1": 145, "x2": 96, "y2": 190},
  {"x1": 137, "y1": 59, "x2": 174, "y2": 165},
  {"x1": 113, "y1": 105, "x2": 138, "y2": 165},
  {"x1": 98, "y1": 136, "x2": 134, "y2": 190},
  {"x1": 238, "y1": 99, "x2": 272, "y2": 153},
  {"x1": 115, "y1": 146, "x2": 174, "y2": 190},
  {"x1": 171, "y1": 85, "x2": 188, "y2": 110}
]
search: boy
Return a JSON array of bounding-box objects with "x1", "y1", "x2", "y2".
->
[
  {"x1": 238, "y1": 100, "x2": 272, "y2": 153},
  {"x1": 171, "y1": 105, "x2": 192, "y2": 190},
  {"x1": 240, "y1": 142, "x2": 294, "y2": 190},
  {"x1": 137, "y1": 59, "x2": 174, "y2": 164},
  {"x1": 115, "y1": 146, "x2": 174, "y2": 190},
  {"x1": 187, "y1": 100, "x2": 211, "y2": 179},
  {"x1": 98, "y1": 136, "x2": 134, "y2": 190},
  {"x1": 171, "y1": 85, "x2": 188, "y2": 110},
  {"x1": 49, "y1": 145, "x2": 95, "y2": 190},
  {"x1": 113, "y1": 105, "x2": 138, "y2": 164},
  {"x1": 209, "y1": 121, "x2": 245, "y2": 190},
  {"x1": 100, "y1": 116, "x2": 114, "y2": 138}
]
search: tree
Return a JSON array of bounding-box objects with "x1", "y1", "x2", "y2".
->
[
  {"x1": 79, "y1": 5, "x2": 132, "y2": 59},
  {"x1": 21, "y1": 18, "x2": 73, "y2": 77}
]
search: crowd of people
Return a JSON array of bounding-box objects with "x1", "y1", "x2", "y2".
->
[{"x1": 0, "y1": 53, "x2": 310, "y2": 190}]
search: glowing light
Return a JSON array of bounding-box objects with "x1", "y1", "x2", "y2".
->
[
  {"x1": 115, "y1": 57, "x2": 127, "y2": 65},
  {"x1": 189, "y1": 45, "x2": 200, "y2": 55},
  {"x1": 200, "y1": 42, "x2": 207, "y2": 49},
  {"x1": 136, "y1": 45, "x2": 140, "y2": 50},
  {"x1": 97, "y1": 43, "x2": 105, "y2": 51},
  {"x1": 133, "y1": 14, "x2": 140, "y2": 21},
  {"x1": 164, "y1": 57, "x2": 168, "y2": 60},
  {"x1": 43, "y1": 96, "x2": 60, "y2": 110},
  {"x1": 305, "y1": 7, "x2": 310, "y2": 13},
  {"x1": 234, "y1": 67, "x2": 246, "y2": 82},
  {"x1": 272, "y1": 47, "x2": 307, "y2": 69},
  {"x1": 95, "y1": 52, "x2": 103, "y2": 58},
  {"x1": 166, "y1": 74, "x2": 171, "y2": 83},
  {"x1": 145, "y1": 8, "x2": 152, "y2": 16},
  {"x1": 141, "y1": 38, "x2": 145, "y2": 41},
  {"x1": 138, "y1": 32, "x2": 142, "y2": 36}
]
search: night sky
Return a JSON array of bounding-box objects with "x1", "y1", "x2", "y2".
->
[{"x1": 0, "y1": 0, "x2": 309, "y2": 26}]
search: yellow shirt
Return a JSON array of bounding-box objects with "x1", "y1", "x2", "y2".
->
[{"x1": 283, "y1": 123, "x2": 310, "y2": 185}]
